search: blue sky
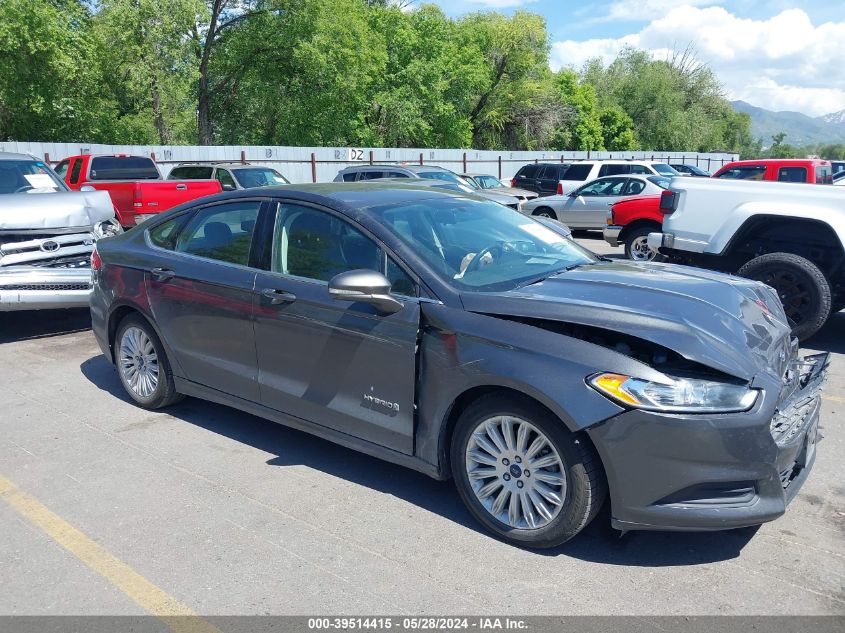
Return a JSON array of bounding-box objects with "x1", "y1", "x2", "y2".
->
[{"x1": 422, "y1": 1, "x2": 845, "y2": 117}]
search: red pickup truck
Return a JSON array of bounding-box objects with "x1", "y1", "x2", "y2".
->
[
  {"x1": 602, "y1": 194, "x2": 665, "y2": 261},
  {"x1": 54, "y1": 154, "x2": 221, "y2": 227},
  {"x1": 712, "y1": 159, "x2": 834, "y2": 184}
]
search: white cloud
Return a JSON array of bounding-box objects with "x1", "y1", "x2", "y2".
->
[
  {"x1": 551, "y1": 6, "x2": 845, "y2": 117},
  {"x1": 600, "y1": 0, "x2": 722, "y2": 22}
]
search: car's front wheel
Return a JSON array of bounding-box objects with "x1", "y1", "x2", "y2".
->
[
  {"x1": 115, "y1": 314, "x2": 182, "y2": 409},
  {"x1": 451, "y1": 394, "x2": 606, "y2": 548},
  {"x1": 624, "y1": 227, "x2": 663, "y2": 262},
  {"x1": 532, "y1": 207, "x2": 557, "y2": 220}
]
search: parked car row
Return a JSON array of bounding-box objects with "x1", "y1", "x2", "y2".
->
[{"x1": 1, "y1": 149, "x2": 835, "y2": 552}]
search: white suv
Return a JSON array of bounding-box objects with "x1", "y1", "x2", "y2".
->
[{"x1": 556, "y1": 160, "x2": 678, "y2": 195}]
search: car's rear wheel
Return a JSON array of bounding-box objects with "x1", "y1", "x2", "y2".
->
[
  {"x1": 451, "y1": 394, "x2": 606, "y2": 548},
  {"x1": 737, "y1": 252, "x2": 831, "y2": 341},
  {"x1": 624, "y1": 227, "x2": 663, "y2": 262},
  {"x1": 115, "y1": 314, "x2": 182, "y2": 409},
  {"x1": 532, "y1": 207, "x2": 557, "y2": 220}
]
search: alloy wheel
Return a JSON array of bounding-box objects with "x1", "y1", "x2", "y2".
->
[
  {"x1": 465, "y1": 416, "x2": 566, "y2": 530},
  {"x1": 119, "y1": 326, "x2": 160, "y2": 399},
  {"x1": 629, "y1": 235, "x2": 658, "y2": 261}
]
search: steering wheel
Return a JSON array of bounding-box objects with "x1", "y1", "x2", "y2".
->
[
  {"x1": 463, "y1": 242, "x2": 503, "y2": 276},
  {"x1": 14, "y1": 185, "x2": 34, "y2": 193}
]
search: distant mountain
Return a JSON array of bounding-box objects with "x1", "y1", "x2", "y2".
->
[{"x1": 731, "y1": 101, "x2": 845, "y2": 147}]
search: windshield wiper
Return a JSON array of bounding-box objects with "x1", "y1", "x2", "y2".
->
[{"x1": 519, "y1": 261, "x2": 595, "y2": 287}]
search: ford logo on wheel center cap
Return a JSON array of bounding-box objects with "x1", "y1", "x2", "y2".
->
[{"x1": 40, "y1": 240, "x2": 60, "y2": 252}]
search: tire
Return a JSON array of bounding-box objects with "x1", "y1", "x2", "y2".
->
[
  {"x1": 115, "y1": 314, "x2": 182, "y2": 409},
  {"x1": 451, "y1": 394, "x2": 606, "y2": 549},
  {"x1": 532, "y1": 207, "x2": 557, "y2": 220},
  {"x1": 623, "y1": 226, "x2": 663, "y2": 262},
  {"x1": 737, "y1": 252, "x2": 832, "y2": 341}
]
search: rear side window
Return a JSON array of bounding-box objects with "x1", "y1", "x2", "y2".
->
[
  {"x1": 539, "y1": 165, "x2": 567, "y2": 180},
  {"x1": 815, "y1": 167, "x2": 832, "y2": 184},
  {"x1": 54, "y1": 160, "x2": 70, "y2": 179},
  {"x1": 89, "y1": 156, "x2": 159, "y2": 180},
  {"x1": 148, "y1": 215, "x2": 189, "y2": 250},
  {"x1": 598, "y1": 164, "x2": 630, "y2": 177},
  {"x1": 777, "y1": 167, "x2": 807, "y2": 183},
  {"x1": 342, "y1": 172, "x2": 357, "y2": 182},
  {"x1": 561, "y1": 164, "x2": 592, "y2": 181},
  {"x1": 516, "y1": 164, "x2": 538, "y2": 179},
  {"x1": 383, "y1": 171, "x2": 410, "y2": 178},
  {"x1": 716, "y1": 166, "x2": 767, "y2": 181},
  {"x1": 169, "y1": 166, "x2": 214, "y2": 180},
  {"x1": 69, "y1": 159, "x2": 83, "y2": 184},
  {"x1": 175, "y1": 201, "x2": 262, "y2": 266},
  {"x1": 359, "y1": 170, "x2": 387, "y2": 180}
]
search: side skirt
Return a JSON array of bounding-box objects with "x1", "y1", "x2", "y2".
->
[{"x1": 173, "y1": 377, "x2": 445, "y2": 481}]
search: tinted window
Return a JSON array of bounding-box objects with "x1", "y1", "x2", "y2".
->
[
  {"x1": 342, "y1": 172, "x2": 357, "y2": 182},
  {"x1": 148, "y1": 216, "x2": 188, "y2": 250},
  {"x1": 561, "y1": 164, "x2": 592, "y2": 181},
  {"x1": 359, "y1": 170, "x2": 387, "y2": 180},
  {"x1": 516, "y1": 164, "x2": 538, "y2": 179},
  {"x1": 651, "y1": 163, "x2": 678, "y2": 176},
  {"x1": 777, "y1": 167, "x2": 807, "y2": 183},
  {"x1": 89, "y1": 156, "x2": 159, "y2": 180},
  {"x1": 54, "y1": 160, "x2": 70, "y2": 179},
  {"x1": 169, "y1": 166, "x2": 214, "y2": 180},
  {"x1": 575, "y1": 178, "x2": 627, "y2": 196},
  {"x1": 598, "y1": 164, "x2": 630, "y2": 177},
  {"x1": 623, "y1": 179, "x2": 646, "y2": 195},
  {"x1": 176, "y1": 201, "x2": 261, "y2": 265},
  {"x1": 273, "y1": 205, "x2": 381, "y2": 282},
  {"x1": 383, "y1": 171, "x2": 410, "y2": 179},
  {"x1": 216, "y1": 169, "x2": 237, "y2": 190},
  {"x1": 815, "y1": 166, "x2": 832, "y2": 184},
  {"x1": 629, "y1": 165, "x2": 649, "y2": 174},
  {"x1": 716, "y1": 166, "x2": 767, "y2": 180},
  {"x1": 386, "y1": 257, "x2": 416, "y2": 296},
  {"x1": 69, "y1": 159, "x2": 83, "y2": 184}
]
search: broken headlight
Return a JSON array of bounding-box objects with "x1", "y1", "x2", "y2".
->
[
  {"x1": 93, "y1": 219, "x2": 122, "y2": 239},
  {"x1": 588, "y1": 373, "x2": 759, "y2": 413}
]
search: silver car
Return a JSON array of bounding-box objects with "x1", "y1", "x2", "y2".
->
[
  {"x1": 522, "y1": 175, "x2": 670, "y2": 229},
  {"x1": 0, "y1": 152, "x2": 120, "y2": 311}
]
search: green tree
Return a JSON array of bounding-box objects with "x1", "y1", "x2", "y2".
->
[{"x1": 598, "y1": 106, "x2": 637, "y2": 150}]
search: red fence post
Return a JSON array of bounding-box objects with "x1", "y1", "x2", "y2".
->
[
  {"x1": 498, "y1": 156, "x2": 502, "y2": 180},
  {"x1": 369, "y1": 150, "x2": 374, "y2": 165},
  {"x1": 150, "y1": 151, "x2": 157, "y2": 162},
  {"x1": 463, "y1": 152, "x2": 467, "y2": 172},
  {"x1": 240, "y1": 150, "x2": 246, "y2": 164},
  {"x1": 44, "y1": 153, "x2": 50, "y2": 164},
  {"x1": 419, "y1": 152, "x2": 424, "y2": 166},
  {"x1": 311, "y1": 152, "x2": 317, "y2": 183}
]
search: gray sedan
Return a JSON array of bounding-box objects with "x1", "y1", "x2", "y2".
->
[{"x1": 522, "y1": 175, "x2": 670, "y2": 229}]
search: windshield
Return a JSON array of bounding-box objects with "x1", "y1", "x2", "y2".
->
[
  {"x1": 233, "y1": 167, "x2": 290, "y2": 188},
  {"x1": 647, "y1": 176, "x2": 672, "y2": 189},
  {"x1": 373, "y1": 197, "x2": 597, "y2": 292},
  {"x1": 417, "y1": 170, "x2": 472, "y2": 187},
  {"x1": 652, "y1": 163, "x2": 679, "y2": 176},
  {"x1": 0, "y1": 160, "x2": 67, "y2": 194},
  {"x1": 474, "y1": 175, "x2": 503, "y2": 189}
]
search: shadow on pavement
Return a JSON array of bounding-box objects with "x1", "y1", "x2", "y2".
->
[
  {"x1": 81, "y1": 352, "x2": 758, "y2": 566},
  {"x1": 804, "y1": 310, "x2": 845, "y2": 355},
  {"x1": 0, "y1": 308, "x2": 91, "y2": 344}
]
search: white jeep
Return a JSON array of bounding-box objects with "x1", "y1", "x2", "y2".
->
[{"x1": 649, "y1": 177, "x2": 845, "y2": 340}]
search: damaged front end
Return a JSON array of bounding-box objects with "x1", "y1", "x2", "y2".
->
[{"x1": 0, "y1": 191, "x2": 120, "y2": 311}]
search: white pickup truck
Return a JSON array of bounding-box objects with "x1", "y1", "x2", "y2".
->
[{"x1": 649, "y1": 177, "x2": 845, "y2": 340}]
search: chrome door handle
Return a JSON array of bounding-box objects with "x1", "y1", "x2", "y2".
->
[
  {"x1": 260, "y1": 288, "x2": 297, "y2": 304},
  {"x1": 175, "y1": 184, "x2": 187, "y2": 190},
  {"x1": 151, "y1": 267, "x2": 175, "y2": 281}
]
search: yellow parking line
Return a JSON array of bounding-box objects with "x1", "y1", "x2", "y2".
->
[
  {"x1": 823, "y1": 395, "x2": 845, "y2": 404},
  {"x1": 0, "y1": 474, "x2": 221, "y2": 633}
]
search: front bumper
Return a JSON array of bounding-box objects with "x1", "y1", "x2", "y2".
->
[
  {"x1": 603, "y1": 225, "x2": 622, "y2": 247},
  {"x1": 0, "y1": 267, "x2": 92, "y2": 311},
  {"x1": 587, "y1": 353, "x2": 829, "y2": 532}
]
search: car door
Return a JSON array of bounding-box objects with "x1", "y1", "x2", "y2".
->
[
  {"x1": 559, "y1": 177, "x2": 629, "y2": 228},
  {"x1": 145, "y1": 199, "x2": 265, "y2": 402},
  {"x1": 252, "y1": 201, "x2": 420, "y2": 454}
]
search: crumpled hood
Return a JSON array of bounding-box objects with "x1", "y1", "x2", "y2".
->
[
  {"x1": 460, "y1": 260, "x2": 793, "y2": 381},
  {"x1": 0, "y1": 191, "x2": 115, "y2": 230}
]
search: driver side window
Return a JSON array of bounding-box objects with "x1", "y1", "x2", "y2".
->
[{"x1": 272, "y1": 204, "x2": 416, "y2": 295}]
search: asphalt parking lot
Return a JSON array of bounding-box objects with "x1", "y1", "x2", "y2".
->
[{"x1": 1, "y1": 233, "x2": 843, "y2": 617}]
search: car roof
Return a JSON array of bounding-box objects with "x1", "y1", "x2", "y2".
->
[
  {"x1": 340, "y1": 164, "x2": 452, "y2": 173},
  {"x1": 173, "y1": 162, "x2": 267, "y2": 169},
  {"x1": 189, "y1": 182, "x2": 480, "y2": 210},
  {"x1": 0, "y1": 152, "x2": 40, "y2": 161}
]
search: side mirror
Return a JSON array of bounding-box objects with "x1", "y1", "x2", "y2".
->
[
  {"x1": 80, "y1": 185, "x2": 96, "y2": 192},
  {"x1": 221, "y1": 183, "x2": 236, "y2": 191},
  {"x1": 328, "y1": 269, "x2": 404, "y2": 314}
]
